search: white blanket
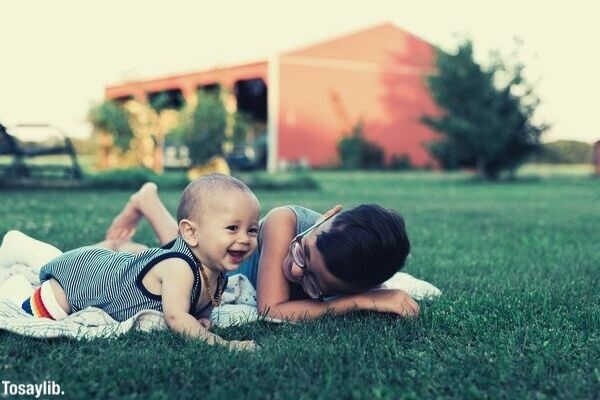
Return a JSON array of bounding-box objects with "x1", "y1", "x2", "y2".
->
[{"x1": 0, "y1": 272, "x2": 261, "y2": 339}]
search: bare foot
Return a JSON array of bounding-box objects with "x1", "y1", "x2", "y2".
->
[
  {"x1": 105, "y1": 202, "x2": 141, "y2": 242},
  {"x1": 131, "y1": 182, "x2": 159, "y2": 210},
  {"x1": 105, "y1": 182, "x2": 158, "y2": 241}
]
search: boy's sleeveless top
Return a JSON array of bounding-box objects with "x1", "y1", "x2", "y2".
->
[
  {"x1": 39, "y1": 236, "x2": 202, "y2": 322},
  {"x1": 230, "y1": 205, "x2": 321, "y2": 288}
]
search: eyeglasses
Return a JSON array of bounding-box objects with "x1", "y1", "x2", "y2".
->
[{"x1": 288, "y1": 212, "x2": 336, "y2": 300}]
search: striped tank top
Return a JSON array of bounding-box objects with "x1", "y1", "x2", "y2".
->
[{"x1": 39, "y1": 236, "x2": 203, "y2": 322}]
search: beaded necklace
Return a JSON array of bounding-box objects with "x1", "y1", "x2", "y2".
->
[{"x1": 198, "y1": 265, "x2": 224, "y2": 307}]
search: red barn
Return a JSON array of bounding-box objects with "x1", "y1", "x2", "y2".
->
[{"x1": 105, "y1": 23, "x2": 440, "y2": 171}]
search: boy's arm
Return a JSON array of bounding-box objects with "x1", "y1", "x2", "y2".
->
[
  {"x1": 158, "y1": 258, "x2": 256, "y2": 351},
  {"x1": 262, "y1": 289, "x2": 419, "y2": 321}
]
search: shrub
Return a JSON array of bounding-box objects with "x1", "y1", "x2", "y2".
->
[
  {"x1": 84, "y1": 168, "x2": 188, "y2": 190},
  {"x1": 238, "y1": 172, "x2": 320, "y2": 191},
  {"x1": 337, "y1": 123, "x2": 385, "y2": 169},
  {"x1": 533, "y1": 140, "x2": 593, "y2": 164},
  {"x1": 389, "y1": 154, "x2": 414, "y2": 170}
]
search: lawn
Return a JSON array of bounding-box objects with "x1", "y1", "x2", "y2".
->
[{"x1": 1, "y1": 171, "x2": 599, "y2": 399}]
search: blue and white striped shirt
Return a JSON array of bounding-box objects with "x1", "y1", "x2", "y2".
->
[{"x1": 39, "y1": 236, "x2": 202, "y2": 322}]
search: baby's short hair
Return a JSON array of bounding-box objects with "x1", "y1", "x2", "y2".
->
[{"x1": 176, "y1": 174, "x2": 254, "y2": 222}]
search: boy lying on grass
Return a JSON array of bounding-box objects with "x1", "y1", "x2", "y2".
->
[{"x1": 11, "y1": 174, "x2": 260, "y2": 351}]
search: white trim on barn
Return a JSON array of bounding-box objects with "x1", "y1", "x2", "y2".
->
[{"x1": 267, "y1": 55, "x2": 280, "y2": 173}]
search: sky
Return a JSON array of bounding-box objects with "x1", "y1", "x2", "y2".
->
[{"x1": 1, "y1": 1, "x2": 599, "y2": 143}]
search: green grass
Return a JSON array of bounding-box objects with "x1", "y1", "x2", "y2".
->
[{"x1": 1, "y1": 171, "x2": 599, "y2": 399}]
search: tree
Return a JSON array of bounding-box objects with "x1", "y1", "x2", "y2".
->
[
  {"x1": 88, "y1": 100, "x2": 133, "y2": 150},
  {"x1": 232, "y1": 111, "x2": 249, "y2": 152},
  {"x1": 176, "y1": 91, "x2": 227, "y2": 165},
  {"x1": 422, "y1": 40, "x2": 548, "y2": 180}
]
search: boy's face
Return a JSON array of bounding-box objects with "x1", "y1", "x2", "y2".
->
[
  {"x1": 187, "y1": 190, "x2": 260, "y2": 272},
  {"x1": 282, "y1": 216, "x2": 359, "y2": 298}
]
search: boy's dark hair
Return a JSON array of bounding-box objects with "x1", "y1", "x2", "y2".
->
[{"x1": 315, "y1": 204, "x2": 410, "y2": 289}]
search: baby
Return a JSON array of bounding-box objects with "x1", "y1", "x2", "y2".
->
[{"x1": 17, "y1": 174, "x2": 260, "y2": 351}]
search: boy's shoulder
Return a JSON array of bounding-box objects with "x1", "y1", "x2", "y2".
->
[
  {"x1": 260, "y1": 207, "x2": 297, "y2": 243},
  {"x1": 264, "y1": 206, "x2": 296, "y2": 221},
  {"x1": 263, "y1": 206, "x2": 296, "y2": 229}
]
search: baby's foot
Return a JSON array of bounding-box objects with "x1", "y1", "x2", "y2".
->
[
  {"x1": 131, "y1": 182, "x2": 158, "y2": 207},
  {"x1": 105, "y1": 203, "x2": 141, "y2": 242},
  {"x1": 105, "y1": 183, "x2": 157, "y2": 241}
]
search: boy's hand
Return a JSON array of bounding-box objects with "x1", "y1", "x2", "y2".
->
[{"x1": 360, "y1": 289, "x2": 420, "y2": 317}]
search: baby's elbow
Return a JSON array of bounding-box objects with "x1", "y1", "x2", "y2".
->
[
  {"x1": 257, "y1": 300, "x2": 277, "y2": 317},
  {"x1": 257, "y1": 301, "x2": 269, "y2": 316},
  {"x1": 164, "y1": 312, "x2": 185, "y2": 328}
]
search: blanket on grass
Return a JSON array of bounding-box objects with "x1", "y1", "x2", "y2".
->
[{"x1": 0, "y1": 271, "x2": 261, "y2": 339}]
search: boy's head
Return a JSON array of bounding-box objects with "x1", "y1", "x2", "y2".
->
[
  {"x1": 177, "y1": 174, "x2": 260, "y2": 272},
  {"x1": 315, "y1": 204, "x2": 410, "y2": 291}
]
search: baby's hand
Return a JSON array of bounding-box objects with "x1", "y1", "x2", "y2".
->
[
  {"x1": 227, "y1": 340, "x2": 259, "y2": 352},
  {"x1": 198, "y1": 318, "x2": 212, "y2": 329}
]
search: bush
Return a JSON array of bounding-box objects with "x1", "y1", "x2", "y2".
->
[
  {"x1": 533, "y1": 140, "x2": 593, "y2": 164},
  {"x1": 237, "y1": 172, "x2": 320, "y2": 191},
  {"x1": 337, "y1": 123, "x2": 385, "y2": 169},
  {"x1": 83, "y1": 168, "x2": 188, "y2": 190},
  {"x1": 389, "y1": 154, "x2": 414, "y2": 170}
]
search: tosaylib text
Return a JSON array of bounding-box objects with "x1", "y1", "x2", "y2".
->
[{"x1": 2, "y1": 380, "x2": 64, "y2": 398}]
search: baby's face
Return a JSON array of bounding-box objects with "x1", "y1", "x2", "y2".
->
[{"x1": 193, "y1": 191, "x2": 260, "y2": 273}]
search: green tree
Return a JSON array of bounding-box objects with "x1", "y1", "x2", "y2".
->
[
  {"x1": 422, "y1": 40, "x2": 548, "y2": 180},
  {"x1": 178, "y1": 91, "x2": 227, "y2": 165},
  {"x1": 232, "y1": 111, "x2": 249, "y2": 151},
  {"x1": 88, "y1": 100, "x2": 133, "y2": 150},
  {"x1": 149, "y1": 91, "x2": 185, "y2": 113}
]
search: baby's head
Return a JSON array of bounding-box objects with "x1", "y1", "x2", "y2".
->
[
  {"x1": 176, "y1": 174, "x2": 260, "y2": 272},
  {"x1": 316, "y1": 204, "x2": 410, "y2": 292}
]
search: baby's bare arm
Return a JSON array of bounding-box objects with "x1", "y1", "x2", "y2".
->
[{"x1": 158, "y1": 259, "x2": 257, "y2": 351}]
